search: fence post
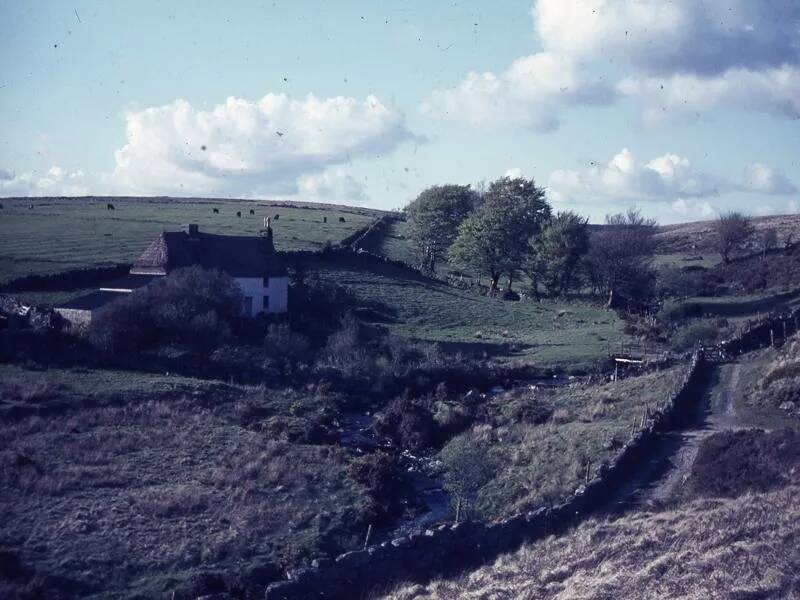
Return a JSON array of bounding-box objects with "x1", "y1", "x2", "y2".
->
[
  {"x1": 363, "y1": 524, "x2": 372, "y2": 550},
  {"x1": 771, "y1": 328, "x2": 775, "y2": 347}
]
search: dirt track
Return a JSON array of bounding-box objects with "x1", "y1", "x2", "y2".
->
[{"x1": 608, "y1": 361, "x2": 756, "y2": 512}]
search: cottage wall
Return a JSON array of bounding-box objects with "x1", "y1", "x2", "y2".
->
[
  {"x1": 54, "y1": 308, "x2": 93, "y2": 329},
  {"x1": 235, "y1": 276, "x2": 288, "y2": 316}
]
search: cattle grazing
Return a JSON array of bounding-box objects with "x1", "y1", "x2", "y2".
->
[
  {"x1": 236, "y1": 211, "x2": 242, "y2": 218},
  {"x1": 249, "y1": 209, "x2": 255, "y2": 215},
  {"x1": 0, "y1": 203, "x2": 4, "y2": 209},
  {"x1": 107, "y1": 203, "x2": 115, "y2": 210},
  {"x1": 323, "y1": 216, "x2": 327, "y2": 223},
  {"x1": 338, "y1": 216, "x2": 346, "y2": 223},
  {"x1": 28, "y1": 204, "x2": 34, "y2": 209},
  {"x1": 274, "y1": 214, "x2": 280, "y2": 220},
  {"x1": 212, "y1": 208, "x2": 219, "y2": 214}
]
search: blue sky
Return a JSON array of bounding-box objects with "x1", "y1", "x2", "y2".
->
[{"x1": 1, "y1": 0, "x2": 798, "y2": 223}]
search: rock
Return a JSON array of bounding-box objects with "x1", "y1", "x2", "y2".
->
[
  {"x1": 390, "y1": 536, "x2": 413, "y2": 548},
  {"x1": 779, "y1": 401, "x2": 796, "y2": 412}
]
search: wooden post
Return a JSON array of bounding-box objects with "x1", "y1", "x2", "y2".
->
[
  {"x1": 771, "y1": 328, "x2": 775, "y2": 347},
  {"x1": 585, "y1": 460, "x2": 592, "y2": 483},
  {"x1": 614, "y1": 362, "x2": 619, "y2": 382},
  {"x1": 363, "y1": 523, "x2": 372, "y2": 550},
  {"x1": 783, "y1": 320, "x2": 787, "y2": 341},
  {"x1": 455, "y1": 498, "x2": 462, "y2": 523}
]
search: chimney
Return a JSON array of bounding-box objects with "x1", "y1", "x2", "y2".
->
[
  {"x1": 260, "y1": 217, "x2": 274, "y2": 253},
  {"x1": 185, "y1": 223, "x2": 199, "y2": 238}
]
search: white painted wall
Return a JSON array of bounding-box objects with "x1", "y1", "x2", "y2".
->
[{"x1": 235, "y1": 276, "x2": 288, "y2": 316}]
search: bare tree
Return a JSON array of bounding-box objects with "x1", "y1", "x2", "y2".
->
[
  {"x1": 713, "y1": 212, "x2": 754, "y2": 263},
  {"x1": 584, "y1": 208, "x2": 658, "y2": 310}
]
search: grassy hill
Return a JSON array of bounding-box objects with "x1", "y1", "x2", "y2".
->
[{"x1": 0, "y1": 196, "x2": 382, "y2": 283}]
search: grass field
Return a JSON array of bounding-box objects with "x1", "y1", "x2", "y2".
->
[
  {"x1": 0, "y1": 197, "x2": 381, "y2": 283},
  {"x1": 298, "y1": 254, "x2": 628, "y2": 371}
]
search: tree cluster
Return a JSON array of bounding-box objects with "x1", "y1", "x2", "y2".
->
[{"x1": 405, "y1": 178, "x2": 659, "y2": 309}]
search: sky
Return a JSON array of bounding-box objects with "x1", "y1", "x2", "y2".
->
[{"x1": 0, "y1": 0, "x2": 798, "y2": 224}]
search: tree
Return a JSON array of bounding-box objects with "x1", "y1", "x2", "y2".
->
[
  {"x1": 713, "y1": 211, "x2": 754, "y2": 263},
  {"x1": 761, "y1": 227, "x2": 778, "y2": 258},
  {"x1": 584, "y1": 209, "x2": 657, "y2": 309},
  {"x1": 440, "y1": 435, "x2": 498, "y2": 521},
  {"x1": 528, "y1": 211, "x2": 590, "y2": 296},
  {"x1": 405, "y1": 185, "x2": 477, "y2": 273},
  {"x1": 449, "y1": 177, "x2": 551, "y2": 293}
]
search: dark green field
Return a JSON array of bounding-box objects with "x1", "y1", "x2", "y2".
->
[{"x1": 0, "y1": 197, "x2": 381, "y2": 283}]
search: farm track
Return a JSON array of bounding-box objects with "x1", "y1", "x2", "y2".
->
[{"x1": 607, "y1": 361, "x2": 751, "y2": 513}]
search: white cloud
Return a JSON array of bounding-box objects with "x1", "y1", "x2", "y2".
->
[
  {"x1": 296, "y1": 168, "x2": 366, "y2": 203},
  {"x1": 549, "y1": 148, "x2": 723, "y2": 203},
  {"x1": 535, "y1": 0, "x2": 800, "y2": 76},
  {"x1": 504, "y1": 167, "x2": 524, "y2": 179},
  {"x1": 548, "y1": 149, "x2": 798, "y2": 221},
  {"x1": 742, "y1": 162, "x2": 798, "y2": 195},
  {"x1": 425, "y1": 0, "x2": 800, "y2": 128},
  {"x1": 0, "y1": 166, "x2": 88, "y2": 197},
  {"x1": 618, "y1": 65, "x2": 800, "y2": 122},
  {"x1": 422, "y1": 52, "x2": 615, "y2": 131},
  {"x1": 110, "y1": 93, "x2": 414, "y2": 196}
]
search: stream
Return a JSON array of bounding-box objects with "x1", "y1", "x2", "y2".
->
[{"x1": 334, "y1": 374, "x2": 577, "y2": 542}]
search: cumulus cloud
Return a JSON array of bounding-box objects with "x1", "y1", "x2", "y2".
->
[
  {"x1": 422, "y1": 52, "x2": 615, "y2": 131},
  {"x1": 742, "y1": 163, "x2": 798, "y2": 195},
  {"x1": 296, "y1": 168, "x2": 366, "y2": 203},
  {"x1": 0, "y1": 166, "x2": 88, "y2": 197},
  {"x1": 110, "y1": 93, "x2": 414, "y2": 196},
  {"x1": 425, "y1": 0, "x2": 800, "y2": 128},
  {"x1": 549, "y1": 148, "x2": 724, "y2": 203}
]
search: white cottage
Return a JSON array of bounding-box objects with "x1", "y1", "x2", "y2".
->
[
  {"x1": 56, "y1": 220, "x2": 289, "y2": 325},
  {"x1": 129, "y1": 221, "x2": 289, "y2": 316}
]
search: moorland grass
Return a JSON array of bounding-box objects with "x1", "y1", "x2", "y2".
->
[
  {"x1": 384, "y1": 485, "x2": 800, "y2": 600},
  {"x1": 435, "y1": 366, "x2": 685, "y2": 519},
  {"x1": 0, "y1": 364, "x2": 378, "y2": 598}
]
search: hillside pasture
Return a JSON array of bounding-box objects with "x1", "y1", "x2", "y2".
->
[
  {"x1": 295, "y1": 254, "x2": 628, "y2": 371},
  {"x1": 0, "y1": 197, "x2": 380, "y2": 283}
]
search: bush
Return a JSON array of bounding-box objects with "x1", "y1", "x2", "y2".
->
[
  {"x1": 374, "y1": 397, "x2": 439, "y2": 451},
  {"x1": 670, "y1": 321, "x2": 720, "y2": 351},
  {"x1": 89, "y1": 267, "x2": 242, "y2": 354}
]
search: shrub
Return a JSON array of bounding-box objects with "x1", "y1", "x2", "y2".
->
[
  {"x1": 374, "y1": 397, "x2": 439, "y2": 451},
  {"x1": 670, "y1": 321, "x2": 720, "y2": 351},
  {"x1": 89, "y1": 267, "x2": 242, "y2": 354},
  {"x1": 264, "y1": 323, "x2": 311, "y2": 364}
]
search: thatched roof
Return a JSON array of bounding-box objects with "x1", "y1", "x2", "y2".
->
[{"x1": 131, "y1": 226, "x2": 286, "y2": 278}]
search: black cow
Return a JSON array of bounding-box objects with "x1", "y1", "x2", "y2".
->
[
  {"x1": 212, "y1": 208, "x2": 219, "y2": 214},
  {"x1": 249, "y1": 209, "x2": 255, "y2": 215},
  {"x1": 0, "y1": 203, "x2": 4, "y2": 209},
  {"x1": 323, "y1": 216, "x2": 327, "y2": 223},
  {"x1": 274, "y1": 214, "x2": 280, "y2": 220},
  {"x1": 338, "y1": 216, "x2": 346, "y2": 223},
  {"x1": 107, "y1": 203, "x2": 115, "y2": 210},
  {"x1": 236, "y1": 211, "x2": 241, "y2": 218}
]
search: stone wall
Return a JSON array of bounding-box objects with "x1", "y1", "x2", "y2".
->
[
  {"x1": 263, "y1": 351, "x2": 708, "y2": 600},
  {"x1": 263, "y1": 303, "x2": 800, "y2": 600}
]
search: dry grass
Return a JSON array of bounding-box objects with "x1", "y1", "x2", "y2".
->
[
  {"x1": 0, "y1": 367, "x2": 373, "y2": 598},
  {"x1": 437, "y1": 366, "x2": 685, "y2": 519},
  {"x1": 384, "y1": 486, "x2": 800, "y2": 600}
]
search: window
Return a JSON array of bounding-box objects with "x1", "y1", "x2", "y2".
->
[
  {"x1": 243, "y1": 296, "x2": 253, "y2": 316},
  {"x1": 263, "y1": 295, "x2": 270, "y2": 310},
  {"x1": 263, "y1": 276, "x2": 270, "y2": 287}
]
